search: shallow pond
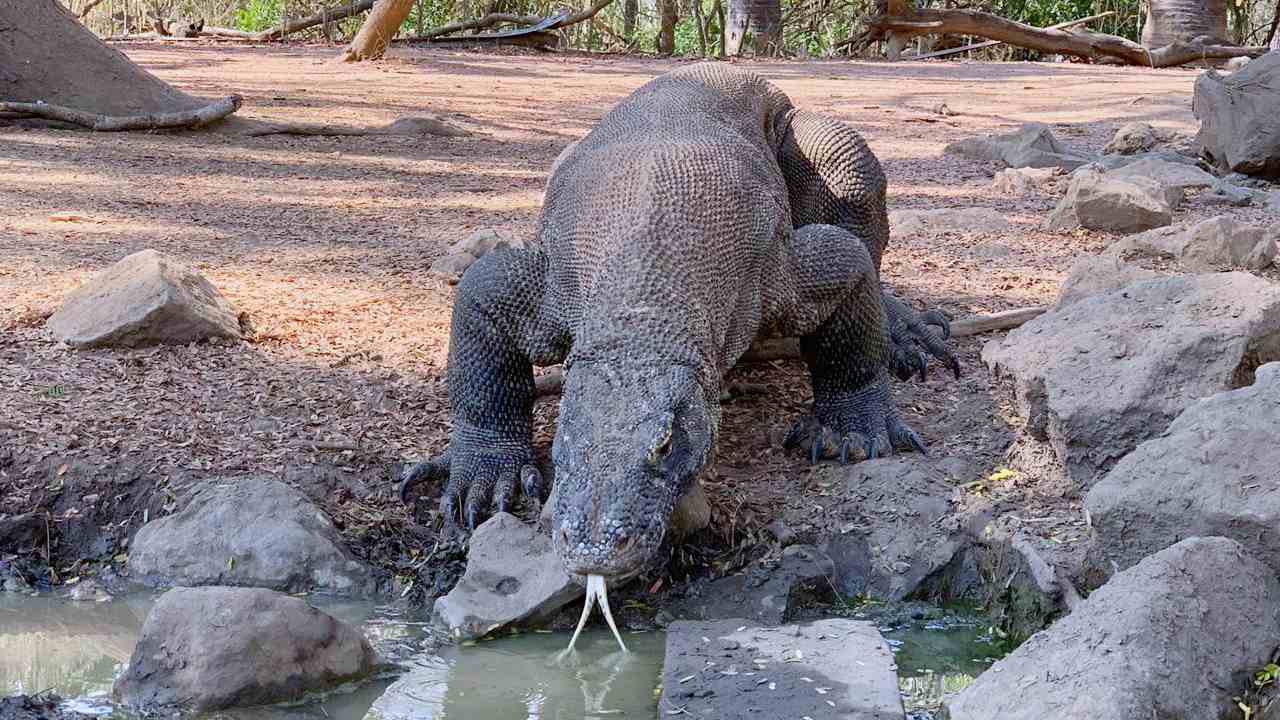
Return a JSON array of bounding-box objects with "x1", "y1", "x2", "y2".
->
[{"x1": 1, "y1": 593, "x2": 1005, "y2": 719}]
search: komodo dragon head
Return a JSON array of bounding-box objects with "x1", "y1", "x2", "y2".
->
[{"x1": 550, "y1": 361, "x2": 714, "y2": 583}]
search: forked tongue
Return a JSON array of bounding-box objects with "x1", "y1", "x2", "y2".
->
[{"x1": 561, "y1": 574, "x2": 629, "y2": 657}]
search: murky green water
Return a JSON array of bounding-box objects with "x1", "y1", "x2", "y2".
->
[
  {"x1": 1, "y1": 592, "x2": 1004, "y2": 719},
  {"x1": 885, "y1": 619, "x2": 1008, "y2": 719},
  {"x1": 0, "y1": 593, "x2": 663, "y2": 719}
]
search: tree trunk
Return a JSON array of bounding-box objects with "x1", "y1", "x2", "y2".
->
[
  {"x1": 343, "y1": 0, "x2": 415, "y2": 61},
  {"x1": 0, "y1": 0, "x2": 211, "y2": 119},
  {"x1": 623, "y1": 0, "x2": 637, "y2": 39},
  {"x1": 726, "y1": 0, "x2": 780, "y2": 55},
  {"x1": 657, "y1": 0, "x2": 678, "y2": 54},
  {"x1": 1142, "y1": 0, "x2": 1228, "y2": 48},
  {"x1": 1268, "y1": 0, "x2": 1280, "y2": 50}
]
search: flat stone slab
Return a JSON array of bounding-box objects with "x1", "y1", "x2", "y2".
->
[{"x1": 660, "y1": 618, "x2": 904, "y2": 719}]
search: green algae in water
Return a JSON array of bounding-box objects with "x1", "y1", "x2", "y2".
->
[
  {"x1": 884, "y1": 617, "x2": 1013, "y2": 718},
  {"x1": 0, "y1": 592, "x2": 664, "y2": 720}
]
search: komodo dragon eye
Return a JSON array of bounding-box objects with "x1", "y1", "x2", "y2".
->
[{"x1": 649, "y1": 427, "x2": 673, "y2": 464}]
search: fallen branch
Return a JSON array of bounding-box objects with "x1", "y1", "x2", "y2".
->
[
  {"x1": 198, "y1": 0, "x2": 375, "y2": 41},
  {"x1": 410, "y1": 0, "x2": 612, "y2": 42},
  {"x1": 867, "y1": 8, "x2": 1266, "y2": 67},
  {"x1": 0, "y1": 94, "x2": 241, "y2": 131},
  {"x1": 911, "y1": 11, "x2": 1114, "y2": 60},
  {"x1": 77, "y1": 0, "x2": 107, "y2": 18},
  {"x1": 739, "y1": 305, "x2": 1049, "y2": 363}
]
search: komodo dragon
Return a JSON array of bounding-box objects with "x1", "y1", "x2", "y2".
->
[{"x1": 401, "y1": 63, "x2": 956, "y2": 587}]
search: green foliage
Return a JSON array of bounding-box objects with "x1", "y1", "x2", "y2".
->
[{"x1": 233, "y1": 0, "x2": 283, "y2": 31}]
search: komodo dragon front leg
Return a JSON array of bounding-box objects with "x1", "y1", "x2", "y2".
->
[
  {"x1": 776, "y1": 110, "x2": 960, "y2": 382},
  {"x1": 398, "y1": 249, "x2": 569, "y2": 528},
  {"x1": 780, "y1": 224, "x2": 926, "y2": 462}
]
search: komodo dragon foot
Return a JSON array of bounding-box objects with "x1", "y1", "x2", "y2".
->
[
  {"x1": 883, "y1": 293, "x2": 961, "y2": 382},
  {"x1": 784, "y1": 378, "x2": 927, "y2": 464},
  {"x1": 399, "y1": 443, "x2": 546, "y2": 528}
]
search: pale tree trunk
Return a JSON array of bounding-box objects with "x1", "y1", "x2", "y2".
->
[
  {"x1": 343, "y1": 0, "x2": 415, "y2": 62},
  {"x1": 623, "y1": 0, "x2": 637, "y2": 39},
  {"x1": 1142, "y1": 0, "x2": 1228, "y2": 48},
  {"x1": 1269, "y1": 0, "x2": 1280, "y2": 50},
  {"x1": 657, "y1": 0, "x2": 678, "y2": 54},
  {"x1": 725, "y1": 0, "x2": 780, "y2": 55}
]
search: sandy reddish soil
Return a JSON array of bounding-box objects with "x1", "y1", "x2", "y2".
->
[{"x1": 1, "y1": 44, "x2": 1275, "y2": 593}]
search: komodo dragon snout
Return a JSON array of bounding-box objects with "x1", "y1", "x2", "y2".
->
[{"x1": 550, "y1": 362, "x2": 712, "y2": 580}]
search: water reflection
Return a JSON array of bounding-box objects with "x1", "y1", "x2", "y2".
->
[
  {"x1": 0, "y1": 594, "x2": 153, "y2": 699},
  {"x1": 885, "y1": 622, "x2": 1004, "y2": 718},
  {"x1": 0, "y1": 593, "x2": 663, "y2": 720},
  {"x1": 366, "y1": 631, "x2": 665, "y2": 720}
]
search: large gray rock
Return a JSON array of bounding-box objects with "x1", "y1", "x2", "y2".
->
[
  {"x1": 820, "y1": 456, "x2": 971, "y2": 601},
  {"x1": 114, "y1": 587, "x2": 379, "y2": 712},
  {"x1": 429, "y1": 228, "x2": 526, "y2": 284},
  {"x1": 1055, "y1": 255, "x2": 1160, "y2": 308},
  {"x1": 1086, "y1": 363, "x2": 1280, "y2": 580},
  {"x1": 660, "y1": 618, "x2": 904, "y2": 719},
  {"x1": 663, "y1": 544, "x2": 836, "y2": 626},
  {"x1": 1089, "y1": 149, "x2": 1202, "y2": 171},
  {"x1": 1108, "y1": 216, "x2": 1277, "y2": 271},
  {"x1": 1108, "y1": 156, "x2": 1218, "y2": 196},
  {"x1": 992, "y1": 167, "x2": 1062, "y2": 195},
  {"x1": 941, "y1": 537, "x2": 1280, "y2": 720},
  {"x1": 433, "y1": 512, "x2": 582, "y2": 641},
  {"x1": 1195, "y1": 52, "x2": 1280, "y2": 179},
  {"x1": 983, "y1": 271, "x2": 1280, "y2": 486},
  {"x1": 888, "y1": 207, "x2": 1010, "y2": 240},
  {"x1": 127, "y1": 478, "x2": 377, "y2": 596},
  {"x1": 1103, "y1": 122, "x2": 1170, "y2": 156},
  {"x1": 944, "y1": 123, "x2": 1092, "y2": 170},
  {"x1": 47, "y1": 249, "x2": 244, "y2": 348},
  {"x1": 1044, "y1": 169, "x2": 1175, "y2": 234}
]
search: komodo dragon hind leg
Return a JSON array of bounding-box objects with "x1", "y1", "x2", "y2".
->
[
  {"x1": 775, "y1": 109, "x2": 960, "y2": 383},
  {"x1": 782, "y1": 224, "x2": 926, "y2": 463},
  {"x1": 399, "y1": 248, "x2": 568, "y2": 528}
]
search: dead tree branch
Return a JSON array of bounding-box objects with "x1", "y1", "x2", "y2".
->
[
  {"x1": 412, "y1": 0, "x2": 613, "y2": 42},
  {"x1": 865, "y1": 8, "x2": 1266, "y2": 67},
  {"x1": 0, "y1": 94, "x2": 241, "y2": 131},
  {"x1": 198, "y1": 0, "x2": 375, "y2": 41},
  {"x1": 77, "y1": 0, "x2": 107, "y2": 19}
]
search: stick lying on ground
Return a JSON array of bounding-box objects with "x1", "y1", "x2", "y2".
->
[{"x1": 0, "y1": 95, "x2": 241, "y2": 131}]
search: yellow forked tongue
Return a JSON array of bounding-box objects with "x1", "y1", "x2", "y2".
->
[{"x1": 562, "y1": 574, "x2": 629, "y2": 657}]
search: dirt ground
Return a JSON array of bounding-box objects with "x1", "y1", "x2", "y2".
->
[{"x1": 2, "y1": 44, "x2": 1275, "y2": 597}]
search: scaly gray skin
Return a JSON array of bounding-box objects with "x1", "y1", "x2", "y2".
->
[{"x1": 401, "y1": 64, "x2": 954, "y2": 581}]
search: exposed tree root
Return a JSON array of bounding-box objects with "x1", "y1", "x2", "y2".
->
[{"x1": 0, "y1": 95, "x2": 241, "y2": 131}]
